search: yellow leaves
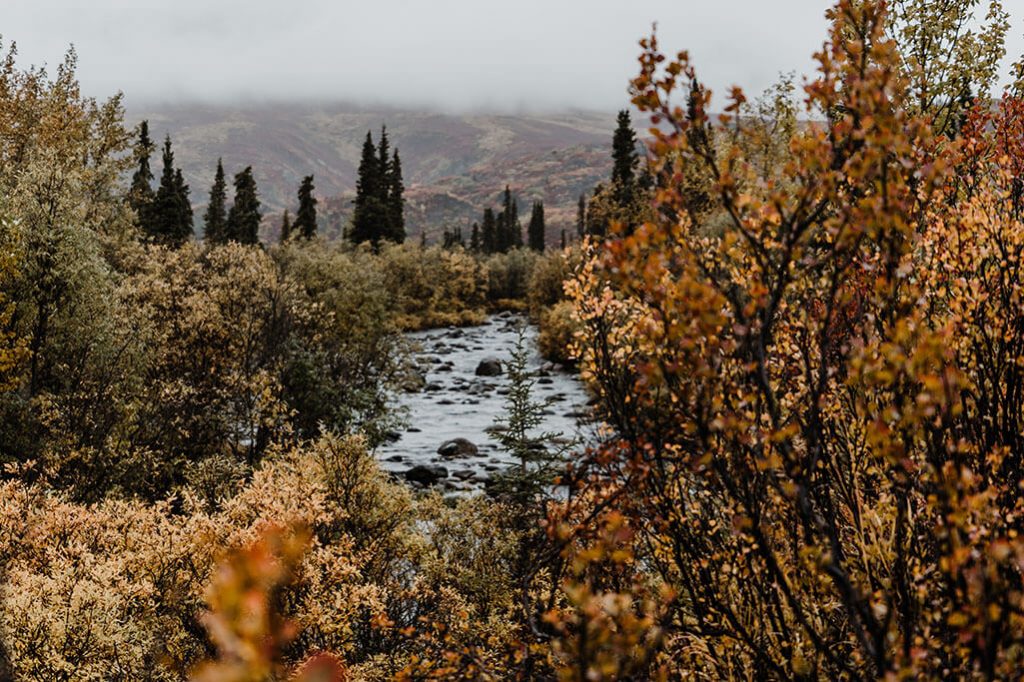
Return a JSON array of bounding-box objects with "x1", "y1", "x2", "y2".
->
[{"x1": 947, "y1": 611, "x2": 969, "y2": 628}]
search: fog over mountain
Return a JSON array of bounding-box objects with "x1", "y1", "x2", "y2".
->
[{"x1": 9, "y1": 0, "x2": 837, "y2": 111}]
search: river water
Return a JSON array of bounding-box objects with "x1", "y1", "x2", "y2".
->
[{"x1": 376, "y1": 313, "x2": 593, "y2": 492}]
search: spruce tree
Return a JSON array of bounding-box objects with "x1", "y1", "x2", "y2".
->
[
  {"x1": 610, "y1": 108, "x2": 634, "y2": 193},
  {"x1": 482, "y1": 208, "x2": 497, "y2": 254},
  {"x1": 226, "y1": 166, "x2": 261, "y2": 245},
  {"x1": 173, "y1": 168, "x2": 193, "y2": 245},
  {"x1": 576, "y1": 194, "x2": 586, "y2": 239},
  {"x1": 204, "y1": 159, "x2": 228, "y2": 243},
  {"x1": 376, "y1": 127, "x2": 393, "y2": 242},
  {"x1": 470, "y1": 222, "x2": 480, "y2": 252},
  {"x1": 527, "y1": 200, "x2": 545, "y2": 252},
  {"x1": 280, "y1": 209, "x2": 292, "y2": 243},
  {"x1": 130, "y1": 120, "x2": 155, "y2": 230},
  {"x1": 495, "y1": 209, "x2": 508, "y2": 253},
  {"x1": 151, "y1": 136, "x2": 191, "y2": 246},
  {"x1": 294, "y1": 175, "x2": 317, "y2": 239},
  {"x1": 498, "y1": 186, "x2": 520, "y2": 252},
  {"x1": 560, "y1": 229, "x2": 567, "y2": 250},
  {"x1": 350, "y1": 127, "x2": 405, "y2": 246},
  {"x1": 351, "y1": 131, "x2": 384, "y2": 246},
  {"x1": 386, "y1": 150, "x2": 405, "y2": 243},
  {"x1": 377, "y1": 126, "x2": 390, "y2": 182}
]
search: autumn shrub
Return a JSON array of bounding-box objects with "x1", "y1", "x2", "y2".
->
[
  {"x1": 553, "y1": 0, "x2": 1024, "y2": 678},
  {"x1": 0, "y1": 432, "x2": 537, "y2": 680},
  {"x1": 484, "y1": 248, "x2": 537, "y2": 308},
  {"x1": 526, "y1": 247, "x2": 578, "y2": 315},
  {"x1": 376, "y1": 242, "x2": 487, "y2": 330},
  {"x1": 273, "y1": 240, "x2": 406, "y2": 447},
  {"x1": 536, "y1": 301, "x2": 579, "y2": 366}
]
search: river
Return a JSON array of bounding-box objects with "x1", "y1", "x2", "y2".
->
[{"x1": 376, "y1": 312, "x2": 593, "y2": 493}]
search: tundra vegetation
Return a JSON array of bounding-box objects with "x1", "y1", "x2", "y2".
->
[{"x1": 2, "y1": 0, "x2": 1024, "y2": 679}]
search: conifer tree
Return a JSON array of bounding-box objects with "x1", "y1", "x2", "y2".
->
[
  {"x1": 576, "y1": 193, "x2": 586, "y2": 239},
  {"x1": 350, "y1": 127, "x2": 405, "y2": 246},
  {"x1": 203, "y1": 159, "x2": 228, "y2": 244},
  {"x1": 498, "y1": 185, "x2": 521, "y2": 251},
  {"x1": 386, "y1": 150, "x2": 405, "y2": 243},
  {"x1": 130, "y1": 120, "x2": 155, "y2": 230},
  {"x1": 442, "y1": 226, "x2": 464, "y2": 249},
  {"x1": 351, "y1": 131, "x2": 384, "y2": 246},
  {"x1": 611, "y1": 109, "x2": 639, "y2": 199},
  {"x1": 527, "y1": 200, "x2": 545, "y2": 252},
  {"x1": 482, "y1": 208, "x2": 497, "y2": 254},
  {"x1": 280, "y1": 209, "x2": 292, "y2": 243},
  {"x1": 470, "y1": 222, "x2": 480, "y2": 252},
  {"x1": 294, "y1": 175, "x2": 317, "y2": 239},
  {"x1": 560, "y1": 229, "x2": 566, "y2": 250},
  {"x1": 377, "y1": 126, "x2": 390, "y2": 183},
  {"x1": 226, "y1": 166, "x2": 261, "y2": 245},
  {"x1": 173, "y1": 168, "x2": 193, "y2": 244},
  {"x1": 511, "y1": 198, "x2": 522, "y2": 248},
  {"x1": 151, "y1": 136, "x2": 192, "y2": 246}
]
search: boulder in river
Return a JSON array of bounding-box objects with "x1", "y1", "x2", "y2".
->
[
  {"x1": 404, "y1": 465, "x2": 448, "y2": 486},
  {"x1": 437, "y1": 438, "x2": 479, "y2": 458},
  {"x1": 475, "y1": 358, "x2": 503, "y2": 376},
  {"x1": 399, "y1": 368, "x2": 427, "y2": 392}
]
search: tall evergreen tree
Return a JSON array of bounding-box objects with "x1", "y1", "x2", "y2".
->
[
  {"x1": 386, "y1": 150, "x2": 405, "y2": 243},
  {"x1": 498, "y1": 185, "x2": 520, "y2": 252},
  {"x1": 280, "y1": 209, "x2": 292, "y2": 243},
  {"x1": 351, "y1": 131, "x2": 384, "y2": 246},
  {"x1": 294, "y1": 175, "x2": 318, "y2": 239},
  {"x1": 560, "y1": 229, "x2": 567, "y2": 250},
  {"x1": 377, "y1": 126, "x2": 390, "y2": 184},
  {"x1": 130, "y1": 120, "x2": 155, "y2": 229},
  {"x1": 351, "y1": 128, "x2": 405, "y2": 246},
  {"x1": 151, "y1": 136, "x2": 191, "y2": 246},
  {"x1": 527, "y1": 200, "x2": 545, "y2": 252},
  {"x1": 173, "y1": 168, "x2": 193, "y2": 244},
  {"x1": 576, "y1": 194, "x2": 587, "y2": 239},
  {"x1": 611, "y1": 109, "x2": 639, "y2": 196},
  {"x1": 470, "y1": 222, "x2": 481, "y2": 252},
  {"x1": 482, "y1": 208, "x2": 497, "y2": 254},
  {"x1": 204, "y1": 159, "x2": 228, "y2": 244},
  {"x1": 226, "y1": 166, "x2": 261, "y2": 245},
  {"x1": 495, "y1": 209, "x2": 508, "y2": 253}
]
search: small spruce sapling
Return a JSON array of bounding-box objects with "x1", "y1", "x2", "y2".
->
[{"x1": 491, "y1": 325, "x2": 571, "y2": 509}]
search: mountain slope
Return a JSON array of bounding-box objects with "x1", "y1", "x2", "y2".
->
[{"x1": 129, "y1": 103, "x2": 618, "y2": 242}]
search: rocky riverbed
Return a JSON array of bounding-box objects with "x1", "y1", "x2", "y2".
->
[{"x1": 377, "y1": 313, "x2": 593, "y2": 493}]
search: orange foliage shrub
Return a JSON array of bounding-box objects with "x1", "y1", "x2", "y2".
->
[{"x1": 556, "y1": 0, "x2": 1024, "y2": 678}]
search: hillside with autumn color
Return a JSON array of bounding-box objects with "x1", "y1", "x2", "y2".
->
[{"x1": 129, "y1": 103, "x2": 616, "y2": 241}]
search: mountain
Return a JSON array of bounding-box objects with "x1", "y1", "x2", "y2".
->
[{"x1": 128, "y1": 103, "x2": 619, "y2": 244}]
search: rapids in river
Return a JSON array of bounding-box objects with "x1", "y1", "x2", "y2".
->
[{"x1": 377, "y1": 313, "x2": 593, "y2": 492}]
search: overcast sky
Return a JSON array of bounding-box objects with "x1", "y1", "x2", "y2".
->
[{"x1": 4, "y1": 0, "x2": 1023, "y2": 112}]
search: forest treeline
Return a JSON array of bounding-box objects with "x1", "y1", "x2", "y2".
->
[{"x1": 4, "y1": 0, "x2": 1024, "y2": 679}]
